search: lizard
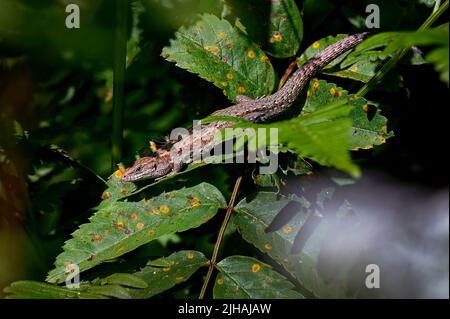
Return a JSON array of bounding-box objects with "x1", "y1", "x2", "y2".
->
[{"x1": 121, "y1": 33, "x2": 369, "y2": 182}]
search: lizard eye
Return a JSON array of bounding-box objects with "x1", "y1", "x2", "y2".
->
[{"x1": 135, "y1": 166, "x2": 142, "y2": 173}]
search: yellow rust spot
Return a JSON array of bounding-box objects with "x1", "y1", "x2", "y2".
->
[
  {"x1": 313, "y1": 41, "x2": 320, "y2": 49},
  {"x1": 282, "y1": 226, "x2": 293, "y2": 234},
  {"x1": 205, "y1": 46, "x2": 219, "y2": 53},
  {"x1": 147, "y1": 229, "x2": 156, "y2": 236},
  {"x1": 306, "y1": 90, "x2": 311, "y2": 98},
  {"x1": 143, "y1": 199, "x2": 151, "y2": 206},
  {"x1": 175, "y1": 276, "x2": 184, "y2": 281},
  {"x1": 381, "y1": 125, "x2": 387, "y2": 133},
  {"x1": 247, "y1": 50, "x2": 255, "y2": 59},
  {"x1": 221, "y1": 81, "x2": 228, "y2": 87},
  {"x1": 162, "y1": 267, "x2": 170, "y2": 272},
  {"x1": 129, "y1": 213, "x2": 138, "y2": 221},
  {"x1": 101, "y1": 191, "x2": 111, "y2": 200},
  {"x1": 103, "y1": 229, "x2": 110, "y2": 236},
  {"x1": 330, "y1": 87, "x2": 337, "y2": 96},
  {"x1": 202, "y1": 215, "x2": 212, "y2": 222},
  {"x1": 252, "y1": 263, "x2": 261, "y2": 273},
  {"x1": 116, "y1": 244, "x2": 125, "y2": 252},
  {"x1": 264, "y1": 243, "x2": 272, "y2": 250},
  {"x1": 350, "y1": 65, "x2": 359, "y2": 72},
  {"x1": 218, "y1": 32, "x2": 226, "y2": 38},
  {"x1": 261, "y1": 55, "x2": 269, "y2": 62},
  {"x1": 186, "y1": 252, "x2": 194, "y2": 260},
  {"x1": 190, "y1": 197, "x2": 201, "y2": 207},
  {"x1": 223, "y1": 90, "x2": 227, "y2": 96},
  {"x1": 225, "y1": 40, "x2": 233, "y2": 48},
  {"x1": 378, "y1": 137, "x2": 386, "y2": 144},
  {"x1": 114, "y1": 220, "x2": 125, "y2": 229},
  {"x1": 136, "y1": 222, "x2": 144, "y2": 230},
  {"x1": 114, "y1": 169, "x2": 123, "y2": 178},
  {"x1": 217, "y1": 278, "x2": 224, "y2": 285},
  {"x1": 226, "y1": 73, "x2": 233, "y2": 80},
  {"x1": 150, "y1": 141, "x2": 158, "y2": 152},
  {"x1": 269, "y1": 37, "x2": 275, "y2": 44},
  {"x1": 159, "y1": 205, "x2": 170, "y2": 214},
  {"x1": 274, "y1": 33, "x2": 283, "y2": 42},
  {"x1": 91, "y1": 234, "x2": 102, "y2": 242},
  {"x1": 313, "y1": 80, "x2": 319, "y2": 91},
  {"x1": 362, "y1": 104, "x2": 369, "y2": 112},
  {"x1": 238, "y1": 86, "x2": 246, "y2": 93}
]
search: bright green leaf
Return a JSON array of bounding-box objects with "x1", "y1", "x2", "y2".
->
[
  {"x1": 302, "y1": 79, "x2": 393, "y2": 150},
  {"x1": 46, "y1": 182, "x2": 226, "y2": 283}
]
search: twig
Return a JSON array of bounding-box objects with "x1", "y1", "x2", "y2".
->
[
  {"x1": 199, "y1": 175, "x2": 243, "y2": 299},
  {"x1": 278, "y1": 58, "x2": 299, "y2": 90}
]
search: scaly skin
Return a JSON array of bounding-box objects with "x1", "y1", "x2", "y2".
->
[{"x1": 122, "y1": 33, "x2": 369, "y2": 182}]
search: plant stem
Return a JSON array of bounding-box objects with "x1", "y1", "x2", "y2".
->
[
  {"x1": 278, "y1": 59, "x2": 299, "y2": 90},
  {"x1": 357, "y1": 0, "x2": 448, "y2": 97},
  {"x1": 111, "y1": 0, "x2": 129, "y2": 170},
  {"x1": 199, "y1": 175, "x2": 243, "y2": 299},
  {"x1": 433, "y1": 0, "x2": 442, "y2": 13}
]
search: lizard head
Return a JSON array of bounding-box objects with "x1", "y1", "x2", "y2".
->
[{"x1": 121, "y1": 156, "x2": 173, "y2": 182}]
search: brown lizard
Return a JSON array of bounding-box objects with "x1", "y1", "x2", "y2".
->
[{"x1": 122, "y1": 33, "x2": 369, "y2": 182}]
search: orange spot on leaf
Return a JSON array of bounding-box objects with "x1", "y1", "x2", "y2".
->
[{"x1": 252, "y1": 263, "x2": 261, "y2": 273}]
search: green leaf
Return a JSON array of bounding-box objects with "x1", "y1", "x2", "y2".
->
[
  {"x1": 161, "y1": 14, "x2": 275, "y2": 103},
  {"x1": 383, "y1": 24, "x2": 449, "y2": 85},
  {"x1": 298, "y1": 34, "x2": 383, "y2": 83},
  {"x1": 233, "y1": 192, "x2": 362, "y2": 298},
  {"x1": 127, "y1": 250, "x2": 209, "y2": 298},
  {"x1": 246, "y1": 98, "x2": 360, "y2": 177},
  {"x1": 46, "y1": 182, "x2": 226, "y2": 283},
  {"x1": 6, "y1": 251, "x2": 208, "y2": 299},
  {"x1": 225, "y1": 0, "x2": 303, "y2": 58},
  {"x1": 302, "y1": 79, "x2": 393, "y2": 150},
  {"x1": 297, "y1": 34, "x2": 351, "y2": 69},
  {"x1": 3, "y1": 281, "x2": 108, "y2": 299},
  {"x1": 213, "y1": 255, "x2": 304, "y2": 299},
  {"x1": 97, "y1": 273, "x2": 148, "y2": 288}
]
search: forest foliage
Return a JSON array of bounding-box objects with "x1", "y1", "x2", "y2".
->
[{"x1": 0, "y1": 0, "x2": 448, "y2": 298}]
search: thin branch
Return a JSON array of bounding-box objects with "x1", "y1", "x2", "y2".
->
[
  {"x1": 199, "y1": 175, "x2": 243, "y2": 299},
  {"x1": 278, "y1": 58, "x2": 298, "y2": 90}
]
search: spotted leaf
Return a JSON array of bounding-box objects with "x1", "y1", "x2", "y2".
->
[
  {"x1": 224, "y1": 0, "x2": 303, "y2": 58},
  {"x1": 234, "y1": 192, "x2": 365, "y2": 298},
  {"x1": 213, "y1": 255, "x2": 304, "y2": 299},
  {"x1": 297, "y1": 34, "x2": 385, "y2": 83},
  {"x1": 302, "y1": 79, "x2": 393, "y2": 150},
  {"x1": 46, "y1": 182, "x2": 226, "y2": 284},
  {"x1": 126, "y1": 250, "x2": 209, "y2": 298},
  {"x1": 161, "y1": 14, "x2": 275, "y2": 103}
]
